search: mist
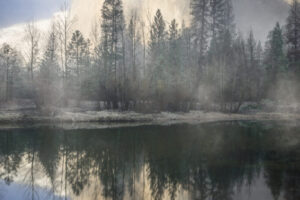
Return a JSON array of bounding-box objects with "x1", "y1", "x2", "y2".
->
[
  {"x1": 0, "y1": 0, "x2": 299, "y2": 115},
  {"x1": 2, "y1": 1, "x2": 300, "y2": 200},
  {"x1": 71, "y1": 0, "x2": 289, "y2": 42}
]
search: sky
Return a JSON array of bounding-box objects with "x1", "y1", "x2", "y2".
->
[
  {"x1": 0, "y1": 0, "x2": 66, "y2": 28},
  {"x1": 71, "y1": 0, "x2": 290, "y2": 42},
  {"x1": 0, "y1": 0, "x2": 292, "y2": 49}
]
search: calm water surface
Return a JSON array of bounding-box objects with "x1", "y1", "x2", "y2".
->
[{"x1": 0, "y1": 121, "x2": 300, "y2": 200}]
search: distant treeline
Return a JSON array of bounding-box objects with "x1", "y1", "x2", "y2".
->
[{"x1": 0, "y1": 0, "x2": 300, "y2": 112}]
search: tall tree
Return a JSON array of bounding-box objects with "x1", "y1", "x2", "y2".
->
[
  {"x1": 37, "y1": 24, "x2": 61, "y2": 108},
  {"x1": 24, "y1": 21, "x2": 40, "y2": 86},
  {"x1": 265, "y1": 23, "x2": 287, "y2": 87},
  {"x1": 208, "y1": 0, "x2": 235, "y2": 108},
  {"x1": 246, "y1": 30, "x2": 263, "y2": 101},
  {"x1": 168, "y1": 19, "x2": 181, "y2": 85},
  {"x1": 101, "y1": 0, "x2": 125, "y2": 108},
  {"x1": 68, "y1": 30, "x2": 88, "y2": 78},
  {"x1": 167, "y1": 19, "x2": 189, "y2": 110},
  {"x1": 67, "y1": 30, "x2": 89, "y2": 100},
  {"x1": 208, "y1": 0, "x2": 225, "y2": 66},
  {"x1": 127, "y1": 13, "x2": 141, "y2": 83},
  {"x1": 148, "y1": 9, "x2": 167, "y2": 108},
  {"x1": 210, "y1": 0, "x2": 225, "y2": 40},
  {"x1": 286, "y1": 0, "x2": 300, "y2": 72},
  {"x1": 231, "y1": 34, "x2": 248, "y2": 112},
  {"x1": 0, "y1": 44, "x2": 21, "y2": 102},
  {"x1": 190, "y1": 0, "x2": 210, "y2": 84},
  {"x1": 56, "y1": 1, "x2": 76, "y2": 97}
]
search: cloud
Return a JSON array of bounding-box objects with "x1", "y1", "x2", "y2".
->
[
  {"x1": 71, "y1": 0, "x2": 289, "y2": 42},
  {"x1": 0, "y1": 19, "x2": 51, "y2": 50},
  {"x1": 71, "y1": 0, "x2": 191, "y2": 38},
  {"x1": 0, "y1": 0, "x2": 66, "y2": 28},
  {"x1": 0, "y1": 0, "x2": 291, "y2": 53}
]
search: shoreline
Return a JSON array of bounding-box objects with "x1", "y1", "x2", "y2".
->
[{"x1": 0, "y1": 110, "x2": 300, "y2": 129}]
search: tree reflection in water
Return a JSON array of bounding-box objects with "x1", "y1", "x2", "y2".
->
[{"x1": 0, "y1": 121, "x2": 300, "y2": 200}]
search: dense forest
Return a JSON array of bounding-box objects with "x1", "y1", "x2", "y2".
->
[{"x1": 0, "y1": 0, "x2": 299, "y2": 112}]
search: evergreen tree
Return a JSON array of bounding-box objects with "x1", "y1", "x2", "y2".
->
[
  {"x1": 231, "y1": 34, "x2": 247, "y2": 112},
  {"x1": 148, "y1": 9, "x2": 168, "y2": 109},
  {"x1": 168, "y1": 19, "x2": 184, "y2": 110},
  {"x1": 101, "y1": 0, "x2": 125, "y2": 108},
  {"x1": 208, "y1": 0, "x2": 235, "y2": 108},
  {"x1": 168, "y1": 19, "x2": 181, "y2": 84},
  {"x1": 126, "y1": 13, "x2": 142, "y2": 107},
  {"x1": 68, "y1": 30, "x2": 88, "y2": 77},
  {"x1": 246, "y1": 30, "x2": 258, "y2": 100},
  {"x1": 67, "y1": 30, "x2": 89, "y2": 100},
  {"x1": 255, "y1": 41, "x2": 264, "y2": 100},
  {"x1": 190, "y1": 0, "x2": 210, "y2": 83},
  {"x1": 210, "y1": 0, "x2": 225, "y2": 39},
  {"x1": 208, "y1": 0, "x2": 225, "y2": 66},
  {"x1": 149, "y1": 9, "x2": 167, "y2": 51},
  {"x1": 127, "y1": 14, "x2": 140, "y2": 83},
  {"x1": 37, "y1": 25, "x2": 61, "y2": 107},
  {"x1": 149, "y1": 9, "x2": 167, "y2": 84},
  {"x1": 265, "y1": 23, "x2": 287, "y2": 86},
  {"x1": 0, "y1": 44, "x2": 21, "y2": 101},
  {"x1": 286, "y1": 0, "x2": 300, "y2": 72}
]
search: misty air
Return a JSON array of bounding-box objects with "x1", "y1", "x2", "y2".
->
[{"x1": 0, "y1": 0, "x2": 300, "y2": 200}]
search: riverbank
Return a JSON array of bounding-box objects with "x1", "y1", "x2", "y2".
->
[
  {"x1": 1, "y1": 99, "x2": 300, "y2": 128},
  {"x1": 0, "y1": 110, "x2": 300, "y2": 125}
]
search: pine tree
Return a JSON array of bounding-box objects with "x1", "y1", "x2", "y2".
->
[
  {"x1": 0, "y1": 44, "x2": 21, "y2": 101},
  {"x1": 246, "y1": 30, "x2": 262, "y2": 100},
  {"x1": 68, "y1": 30, "x2": 89, "y2": 100},
  {"x1": 126, "y1": 12, "x2": 142, "y2": 107},
  {"x1": 265, "y1": 23, "x2": 287, "y2": 85},
  {"x1": 168, "y1": 19, "x2": 181, "y2": 85},
  {"x1": 149, "y1": 9, "x2": 167, "y2": 82},
  {"x1": 286, "y1": 0, "x2": 300, "y2": 72},
  {"x1": 101, "y1": 0, "x2": 125, "y2": 108},
  {"x1": 148, "y1": 9, "x2": 168, "y2": 109},
  {"x1": 168, "y1": 19, "x2": 189, "y2": 110},
  {"x1": 190, "y1": 0, "x2": 210, "y2": 83},
  {"x1": 37, "y1": 25, "x2": 61, "y2": 107},
  {"x1": 231, "y1": 33, "x2": 247, "y2": 112},
  {"x1": 208, "y1": 0, "x2": 225, "y2": 66},
  {"x1": 255, "y1": 41, "x2": 264, "y2": 100},
  {"x1": 149, "y1": 10, "x2": 166, "y2": 49},
  {"x1": 210, "y1": 0, "x2": 225, "y2": 39},
  {"x1": 209, "y1": 0, "x2": 235, "y2": 108},
  {"x1": 68, "y1": 31, "x2": 88, "y2": 78},
  {"x1": 127, "y1": 14, "x2": 140, "y2": 83}
]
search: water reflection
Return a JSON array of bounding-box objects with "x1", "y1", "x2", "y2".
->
[{"x1": 0, "y1": 121, "x2": 300, "y2": 200}]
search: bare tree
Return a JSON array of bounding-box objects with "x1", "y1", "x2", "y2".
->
[
  {"x1": 24, "y1": 20, "x2": 40, "y2": 92},
  {"x1": 140, "y1": 20, "x2": 146, "y2": 78},
  {"x1": 56, "y1": 1, "x2": 76, "y2": 98}
]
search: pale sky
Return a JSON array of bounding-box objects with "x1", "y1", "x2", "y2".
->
[
  {"x1": 0, "y1": 0, "x2": 291, "y2": 50},
  {"x1": 0, "y1": 0, "x2": 66, "y2": 28}
]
